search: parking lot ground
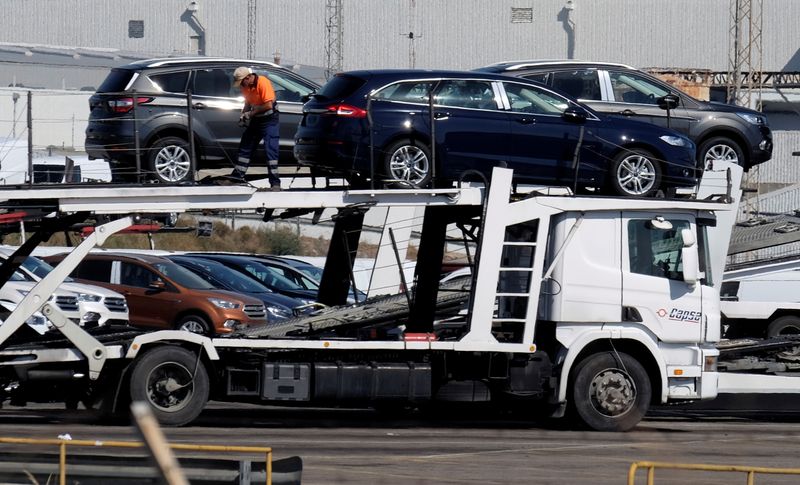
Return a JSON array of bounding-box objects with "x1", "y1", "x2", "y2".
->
[{"x1": 2, "y1": 398, "x2": 800, "y2": 484}]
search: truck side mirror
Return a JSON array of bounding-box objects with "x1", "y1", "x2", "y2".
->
[{"x1": 680, "y1": 228, "x2": 698, "y2": 287}]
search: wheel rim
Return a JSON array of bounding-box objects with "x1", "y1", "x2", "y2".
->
[
  {"x1": 703, "y1": 143, "x2": 739, "y2": 165},
  {"x1": 388, "y1": 145, "x2": 429, "y2": 186},
  {"x1": 616, "y1": 154, "x2": 656, "y2": 195},
  {"x1": 145, "y1": 362, "x2": 194, "y2": 413},
  {"x1": 179, "y1": 319, "x2": 206, "y2": 334},
  {"x1": 588, "y1": 367, "x2": 637, "y2": 417},
  {"x1": 154, "y1": 145, "x2": 191, "y2": 182}
]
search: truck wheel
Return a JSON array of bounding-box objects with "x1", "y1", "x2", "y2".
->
[
  {"x1": 148, "y1": 136, "x2": 193, "y2": 184},
  {"x1": 570, "y1": 351, "x2": 651, "y2": 432},
  {"x1": 129, "y1": 346, "x2": 209, "y2": 426},
  {"x1": 767, "y1": 316, "x2": 800, "y2": 338}
]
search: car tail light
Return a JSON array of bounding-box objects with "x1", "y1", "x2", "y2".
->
[
  {"x1": 107, "y1": 97, "x2": 153, "y2": 113},
  {"x1": 325, "y1": 103, "x2": 367, "y2": 118}
]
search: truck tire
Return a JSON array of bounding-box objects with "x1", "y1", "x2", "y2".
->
[
  {"x1": 129, "y1": 346, "x2": 209, "y2": 426},
  {"x1": 767, "y1": 316, "x2": 800, "y2": 338},
  {"x1": 570, "y1": 351, "x2": 651, "y2": 432}
]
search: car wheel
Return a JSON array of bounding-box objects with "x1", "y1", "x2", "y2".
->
[
  {"x1": 698, "y1": 137, "x2": 745, "y2": 170},
  {"x1": 767, "y1": 316, "x2": 800, "y2": 338},
  {"x1": 148, "y1": 136, "x2": 193, "y2": 183},
  {"x1": 129, "y1": 346, "x2": 209, "y2": 426},
  {"x1": 570, "y1": 351, "x2": 651, "y2": 432},
  {"x1": 609, "y1": 148, "x2": 662, "y2": 197},
  {"x1": 383, "y1": 139, "x2": 432, "y2": 188},
  {"x1": 176, "y1": 314, "x2": 212, "y2": 335}
]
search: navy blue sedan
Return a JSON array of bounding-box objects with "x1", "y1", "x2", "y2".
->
[{"x1": 294, "y1": 70, "x2": 698, "y2": 197}]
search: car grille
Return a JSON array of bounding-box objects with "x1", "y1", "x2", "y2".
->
[
  {"x1": 244, "y1": 304, "x2": 266, "y2": 319},
  {"x1": 55, "y1": 295, "x2": 79, "y2": 312},
  {"x1": 104, "y1": 297, "x2": 128, "y2": 313}
]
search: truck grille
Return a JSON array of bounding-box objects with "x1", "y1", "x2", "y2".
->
[
  {"x1": 104, "y1": 297, "x2": 128, "y2": 313},
  {"x1": 244, "y1": 304, "x2": 266, "y2": 319},
  {"x1": 55, "y1": 295, "x2": 79, "y2": 312}
]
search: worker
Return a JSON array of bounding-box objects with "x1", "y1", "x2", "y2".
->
[{"x1": 230, "y1": 66, "x2": 281, "y2": 190}]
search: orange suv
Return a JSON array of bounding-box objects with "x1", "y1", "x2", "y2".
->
[{"x1": 45, "y1": 253, "x2": 267, "y2": 335}]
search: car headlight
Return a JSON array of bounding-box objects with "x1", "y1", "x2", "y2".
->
[
  {"x1": 659, "y1": 135, "x2": 689, "y2": 147},
  {"x1": 266, "y1": 305, "x2": 292, "y2": 319},
  {"x1": 736, "y1": 112, "x2": 765, "y2": 125},
  {"x1": 207, "y1": 298, "x2": 240, "y2": 310},
  {"x1": 76, "y1": 293, "x2": 101, "y2": 302}
]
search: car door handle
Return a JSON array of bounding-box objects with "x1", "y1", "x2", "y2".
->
[
  {"x1": 619, "y1": 109, "x2": 636, "y2": 116},
  {"x1": 515, "y1": 117, "x2": 535, "y2": 125},
  {"x1": 192, "y1": 102, "x2": 207, "y2": 110},
  {"x1": 433, "y1": 112, "x2": 450, "y2": 120}
]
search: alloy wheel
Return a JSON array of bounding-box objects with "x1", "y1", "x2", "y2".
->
[
  {"x1": 388, "y1": 145, "x2": 430, "y2": 186},
  {"x1": 154, "y1": 145, "x2": 191, "y2": 182},
  {"x1": 616, "y1": 154, "x2": 657, "y2": 195}
]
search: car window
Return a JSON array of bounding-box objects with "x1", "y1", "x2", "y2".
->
[
  {"x1": 609, "y1": 70, "x2": 670, "y2": 105},
  {"x1": 75, "y1": 259, "x2": 112, "y2": 282},
  {"x1": 148, "y1": 71, "x2": 189, "y2": 94},
  {"x1": 434, "y1": 80, "x2": 497, "y2": 110},
  {"x1": 551, "y1": 70, "x2": 602, "y2": 100},
  {"x1": 243, "y1": 262, "x2": 304, "y2": 291},
  {"x1": 316, "y1": 74, "x2": 367, "y2": 100},
  {"x1": 120, "y1": 262, "x2": 163, "y2": 288},
  {"x1": 97, "y1": 69, "x2": 135, "y2": 93},
  {"x1": 268, "y1": 264, "x2": 320, "y2": 290},
  {"x1": 374, "y1": 81, "x2": 435, "y2": 104},
  {"x1": 522, "y1": 73, "x2": 549, "y2": 85},
  {"x1": 152, "y1": 262, "x2": 215, "y2": 290},
  {"x1": 254, "y1": 69, "x2": 315, "y2": 103},
  {"x1": 193, "y1": 68, "x2": 237, "y2": 98},
  {"x1": 503, "y1": 82, "x2": 570, "y2": 115}
]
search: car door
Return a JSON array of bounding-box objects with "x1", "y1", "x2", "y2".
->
[
  {"x1": 252, "y1": 67, "x2": 317, "y2": 157},
  {"x1": 430, "y1": 79, "x2": 510, "y2": 178},
  {"x1": 602, "y1": 69, "x2": 693, "y2": 135},
  {"x1": 190, "y1": 67, "x2": 244, "y2": 161},
  {"x1": 500, "y1": 80, "x2": 590, "y2": 184},
  {"x1": 622, "y1": 216, "x2": 703, "y2": 342},
  {"x1": 115, "y1": 261, "x2": 179, "y2": 329}
]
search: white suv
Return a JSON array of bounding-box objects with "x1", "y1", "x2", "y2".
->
[{"x1": 0, "y1": 249, "x2": 129, "y2": 327}]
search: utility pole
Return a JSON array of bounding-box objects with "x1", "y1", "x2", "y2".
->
[
  {"x1": 247, "y1": 0, "x2": 257, "y2": 59},
  {"x1": 325, "y1": 0, "x2": 344, "y2": 79}
]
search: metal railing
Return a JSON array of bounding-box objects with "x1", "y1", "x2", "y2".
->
[
  {"x1": 628, "y1": 460, "x2": 800, "y2": 485},
  {"x1": 0, "y1": 436, "x2": 273, "y2": 485}
]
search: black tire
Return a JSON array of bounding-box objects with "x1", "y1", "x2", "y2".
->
[
  {"x1": 570, "y1": 351, "x2": 651, "y2": 432},
  {"x1": 383, "y1": 139, "x2": 432, "y2": 188},
  {"x1": 608, "y1": 148, "x2": 662, "y2": 197},
  {"x1": 767, "y1": 316, "x2": 800, "y2": 338},
  {"x1": 176, "y1": 314, "x2": 213, "y2": 336},
  {"x1": 698, "y1": 136, "x2": 745, "y2": 171},
  {"x1": 129, "y1": 346, "x2": 209, "y2": 426},
  {"x1": 147, "y1": 136, "x2": 194, "y2": 184}
]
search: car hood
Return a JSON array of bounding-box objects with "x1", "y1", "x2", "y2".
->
[
  {"x1": 59, "y1": 281, "x2": 125, "y2": 298},
  {"x1": 703, "y1": 100, "x2": 763, "y2": 116},
  {"x1": 245, "y1": 291, "x2": 305, "y2": 310}
]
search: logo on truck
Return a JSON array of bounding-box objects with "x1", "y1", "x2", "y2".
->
[{"x1": 657, "y1": 308, "x2": 701, "y2": 323}]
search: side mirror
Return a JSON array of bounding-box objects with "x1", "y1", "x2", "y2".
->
[
  {"x1": 657, "y1": 94, "x2": 680, "y2": 110},
  {"x1": 680, "y1": 228, "x2": 698, "y2": 287},
  {"x1": 563, "y1": 106, "x2": 588, "y2": 124},
  {"x1": 148, "y1": 280, "x2": 166, "y2": 291}
]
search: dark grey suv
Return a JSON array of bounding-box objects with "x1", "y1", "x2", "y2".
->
[
  {"x1": 477, "y1": 61, "x2": 773, "y2": 171},
  {"x1": 86, "y1": 57, "x2": 319, "y2": 183}
]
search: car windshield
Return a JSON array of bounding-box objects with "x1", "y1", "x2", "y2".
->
[
  {"x1": 97, "y1": 69, "x2": 135, "y2": 93},
  {"x1": 316, "y1": 74, "x2": 366, "y2": 100},
  {"x1": 242, "y1": 261, "x2": 306, "y2": 291},
  {"x1": 20, "y1": 256, "x2": 75, "y2": 282},
  {"x1": 180, "y1": 259, "x2": 272, "y2": 293},
  {"x1": 152, "y1": 262, "x2": 216, "y2": 290},
  {"x1": 295, "y1": 264, "x2": 323, "y2": 281}
]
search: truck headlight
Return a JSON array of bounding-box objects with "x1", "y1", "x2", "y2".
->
[
  {"x1": 659, "y1": 135, "x2": 689, "y2": 146},
  {"x1": 208, "y1": 298, "x2": 240, "y2": 310},
  {"x1": 76, "y1": 293, "x2": 101, "y2": 302}
]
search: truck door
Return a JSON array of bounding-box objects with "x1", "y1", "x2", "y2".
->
[{"x1": 622, "y1": 215, "x2": 703, "y2": 342}]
